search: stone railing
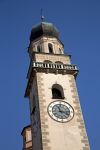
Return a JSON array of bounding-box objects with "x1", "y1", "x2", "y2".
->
[{"x1": 32, "y1": 62, "x2": 78, "y2": 71}]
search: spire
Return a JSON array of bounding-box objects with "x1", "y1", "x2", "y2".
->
[{"x1": 41, "y1": 8, "x2": 45, "y2": 22}]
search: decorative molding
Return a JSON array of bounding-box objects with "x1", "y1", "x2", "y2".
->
[
  {"x1": 69, "y1": 75, "x2": 90, "y2": 150},
  {"x1": 36, "y1": 73, "x2": 51, "y2": 150}
]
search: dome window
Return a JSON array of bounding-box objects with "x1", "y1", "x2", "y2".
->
[
  {"x1": 48, "y1": 43, "x2": 53, "y2": 54},
  {"x1": 37, "y1": 45, "x2": 41, "y2": 52},
  {"x1": 59, "y1": 48, "x2": 62, "y2": 54}
]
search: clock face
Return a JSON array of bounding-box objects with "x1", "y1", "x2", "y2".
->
[{"x1": 48, "y1": 101, "x2": 74, "y2": 123}]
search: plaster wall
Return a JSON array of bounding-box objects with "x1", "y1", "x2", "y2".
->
[
  {"x1": 35, "y1": 53, "x2": 71, "y2": 64},
  {"x1": 36, "y1": 72, "x2": 89, "y2": 150},
  {"x1": 26, "y1": 130, "x2": 32, "y2": 141}
]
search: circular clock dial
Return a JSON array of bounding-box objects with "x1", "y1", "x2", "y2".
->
[{"x1": 48, "y1": 101, "x2": 74, "y2": 122}]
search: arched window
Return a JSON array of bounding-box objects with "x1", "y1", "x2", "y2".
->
[
  {"x1": 37, "y1": 45, "x2": 41, "y2": 52},
  {"x1": 44, "y1": 60, "x2": 53, "y2": 63},
  {"x1": 52, "y1": 84, "x2": 64, "y2": 99},
  {"x1": 48, "y1": 43, "x2": 53, "y2": 53},
  {"x1": 55, "y1": 61, "x2": 63, "y2": 64}
]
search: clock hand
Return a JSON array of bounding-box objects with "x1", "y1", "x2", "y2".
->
[
  {"x1": 59, "y1": 108, "x2": 70, "y2": 115},
  {"x1": 57, "y1": 105, "x2": 68, "y2": 114},
  {"x1": 58, "y1": 105, "x2": 64, "y2": 112},
  {"x1": 58, "y1": 106, "x2": 63, "y2": 113},
  {"x1": 57, "y1": 105, "x2": 61, "y2": 111}
]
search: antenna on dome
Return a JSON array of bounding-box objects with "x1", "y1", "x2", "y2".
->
[{"x1": 40, "y1": 8, "x2": 45, "y2": 22}]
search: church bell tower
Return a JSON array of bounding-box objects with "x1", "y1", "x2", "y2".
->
[{"x1": 21, "y1": 21, "x2": 90, "y2": 150}]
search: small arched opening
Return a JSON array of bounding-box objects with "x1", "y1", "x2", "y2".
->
[{"x1": 52, "y1": 84, "x2": 64, "y2": 99}]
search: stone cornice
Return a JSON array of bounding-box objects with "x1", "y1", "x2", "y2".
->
[{"x1": 25, "y1": 62, "x2": 79, "y2": 98}]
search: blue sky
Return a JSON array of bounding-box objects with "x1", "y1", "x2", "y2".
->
[{"x1": 0, "y1": 0, "x2": 100, "y2": 149}]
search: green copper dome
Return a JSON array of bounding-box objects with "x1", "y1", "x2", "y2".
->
[{"x1": 30, "y1": 22, "x2": 59, "y2": 41}]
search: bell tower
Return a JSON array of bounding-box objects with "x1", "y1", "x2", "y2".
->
[{"x1": 21, "y1": 21, "x2": 90, "y2": 150}]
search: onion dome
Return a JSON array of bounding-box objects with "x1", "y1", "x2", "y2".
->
[{"x1": 30, "y1": 22, "x2": 59, "y2": 41}]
